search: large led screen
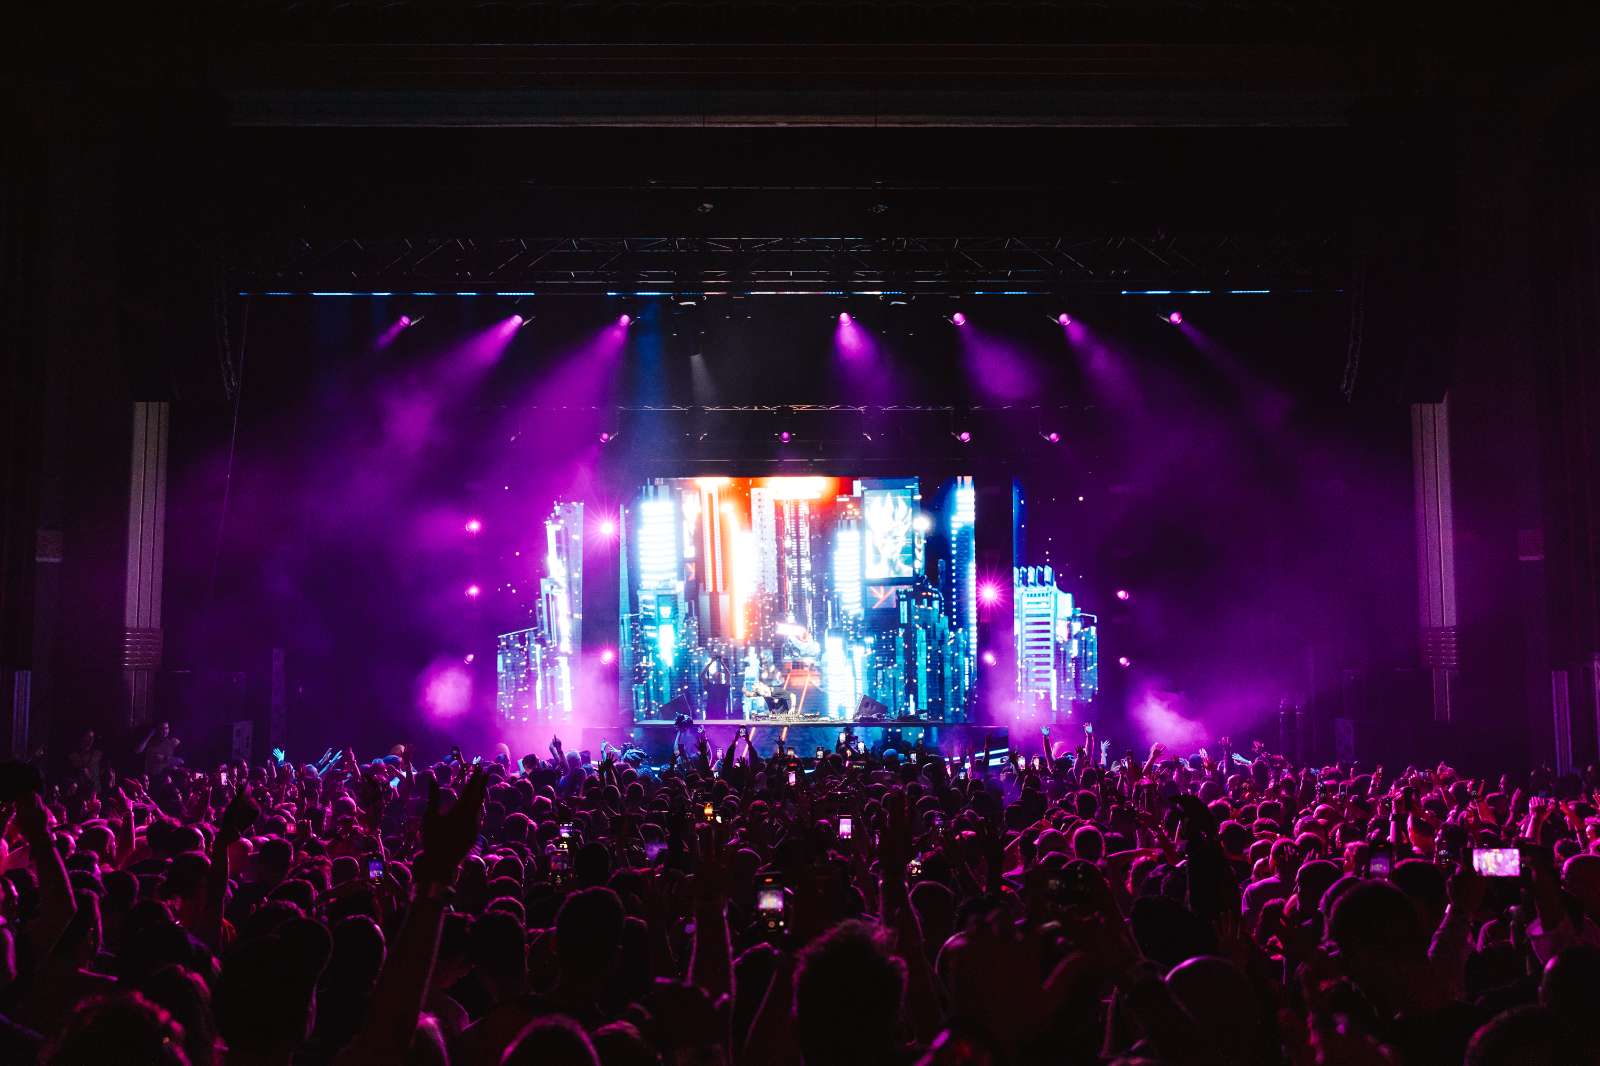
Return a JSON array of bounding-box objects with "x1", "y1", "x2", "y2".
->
[{"x1": 620, "y1": 476, "x2": 977, "y2": 723}]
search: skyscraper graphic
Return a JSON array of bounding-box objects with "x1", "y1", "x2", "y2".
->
[
  {"x1": 498, "y1": 500, "x2": 584, "y2": 723},
  {"x1": 750, "y1": 487, "x2": 779, "y2": 598},
  {"x1": 1013, "y1": 564, "x2": 1098, "y2": 719}
]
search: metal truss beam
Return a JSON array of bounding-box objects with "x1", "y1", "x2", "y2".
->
[{"x1": 232, "y1": 232, "x2": 1345, "y2": 294}]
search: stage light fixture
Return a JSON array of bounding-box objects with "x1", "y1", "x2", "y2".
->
[
  {"x1": 598, "y1": 431, "x2": 617, "y2": 444},
  {"x1": 912, "y1": 514, "x2": 932, "y2": 534},
  {"x1": 600, "y1": 648, "x2": 617, "y2": 665},
  {"x1": 618, "y1": 313, "x2": 632, "y2": 326},
  {"x1": 1057, "y1": 313, "x2": 1072, "y2": 326},
  {"x1": 952, "y1": 430, "x2": 972, "y2": 444},
  {"x1": 981, "y1": 650, "x2": 998, "y2": 667},
  {"x1": 1040, "y1": 431, "x2": 1061, "y2": 444},
  {"x1": 950, "y1": 311, "x2": 968, "y2": 326},
  {"x1": 1115, "y1": 588, "x2": 1131, "y2": 601},
  {"x1": 465, "y1": 584, "x2": 482, "y2": 599},
  {"x1": 598, "y1": 518, "x2": 618, "y2": 538},
  {"x1": 838, "y1": 311, "x2": 852, "y2": 323},
  {"x1": 1164, "y1": 310, "x2": 1183, "y2": 326},
  {"x1": 978, "y1": 581, "x2": 1003, "y2": 606},
  {"x1": 1117, "y1": 655, "x2": 1132, "y2": 668},
  {"x1": 463, "y1": 653, "x2": 476, "y2": 665},
  {"x1": 778, "y1": 431, "x2": 793, "y2": 444},
  {"x1": 510, "y1": 314, "x2": 527, "y2": 327},
  {"x1": 464, "y1": 518, "x2": 483, "y2": 534}
]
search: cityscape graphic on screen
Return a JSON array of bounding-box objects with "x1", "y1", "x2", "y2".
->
[{"x1": 618, "y1": 476, "x2": 977, "y2": 722}]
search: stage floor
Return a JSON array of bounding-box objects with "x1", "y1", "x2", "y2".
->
[{"x1": 584, "y1": 720, "x2": 1013, "y2": 761}]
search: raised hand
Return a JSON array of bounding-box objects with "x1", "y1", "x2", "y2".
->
[
  {"x1": 13, "y1": 791, "x2": 50, "y2": 843},
  {"x1": 219, "y1": 787, "x2": 261, "y2": 843},
  {"x1": 415, "y1": 768, "x2": 488, "y2": 886},
  {"x1": 694, "y1": 820, "x2": 734, "y2": 906},
  {"x1": 1447, "y1": 866, "x2": 1487, "y2": 916},
  {"x1": 878, "y1": 789, "x2": 913, "y2": 876}
]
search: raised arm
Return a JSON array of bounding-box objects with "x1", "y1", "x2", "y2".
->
[
  {"x1": 15, "y1": 792, "x2": 76, "y2": 961},
  {"x1": 688, "y1": 822, "x2": 733, "y2": 999},
  {"x1": 336, "y1": 769, "x2": 487, "y2": 1066},
  {"x1": 879, "y1": 790, "x2": 941, "y2": 1044},
  {"x1": 201, "y1": 789, "x2": 261, "y2": 948}
]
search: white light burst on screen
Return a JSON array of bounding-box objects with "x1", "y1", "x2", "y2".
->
[
  {"x1": 825, "y1": 634, "x2": 857, "y2": 720},
  {"x1": 834, "y1": 525, "x2": 863, "y2": 618},
  {"x1": 638, "y1": 497, "x2": 678, "y2": 589}
]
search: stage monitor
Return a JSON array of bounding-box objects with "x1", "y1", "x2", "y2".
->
[{"x1": 618, "y1": 475, "x2": 977, "y2": 724}]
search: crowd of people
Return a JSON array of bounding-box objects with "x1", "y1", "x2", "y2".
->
[{"x1": 3, "y1": 722, "x2": 1600, "y2": 1066}]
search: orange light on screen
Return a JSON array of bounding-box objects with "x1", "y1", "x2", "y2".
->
[{"x1": 759, "y1": 476, "x2": 838, "y2": 501}]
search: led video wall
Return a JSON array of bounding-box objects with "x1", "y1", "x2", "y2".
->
[{"x1": 619, "y1": 476, "x2": 977, "y2": 723}]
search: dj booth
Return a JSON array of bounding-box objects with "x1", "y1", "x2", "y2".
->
[{"x1": 581, "y1": 720, "x2": 1015, "y2": 764}]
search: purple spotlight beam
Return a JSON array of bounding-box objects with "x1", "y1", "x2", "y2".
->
[{"x1": 373, "y1": 314, "x2": 414, "y2": 351}]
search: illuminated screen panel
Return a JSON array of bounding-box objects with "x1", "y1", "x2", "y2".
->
[{"x1": 620, "y1": 475, "x2": 976, "y2": 723}]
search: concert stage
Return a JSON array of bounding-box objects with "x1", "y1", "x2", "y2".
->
[{"x1": 581, "y1": 721, "x2": 1018, "y2": 763}]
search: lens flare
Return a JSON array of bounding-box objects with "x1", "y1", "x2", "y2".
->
[
  {"x1": 978, "y1": 581, "x2": 1002, "y2": 606},
  {"x1": 464, "y1": 518, "x2": 483, "y2": 534}
]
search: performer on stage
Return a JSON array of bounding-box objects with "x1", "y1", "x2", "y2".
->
[{"x1": 701, "y1": 654, "x2": 733, "y2": 719}]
